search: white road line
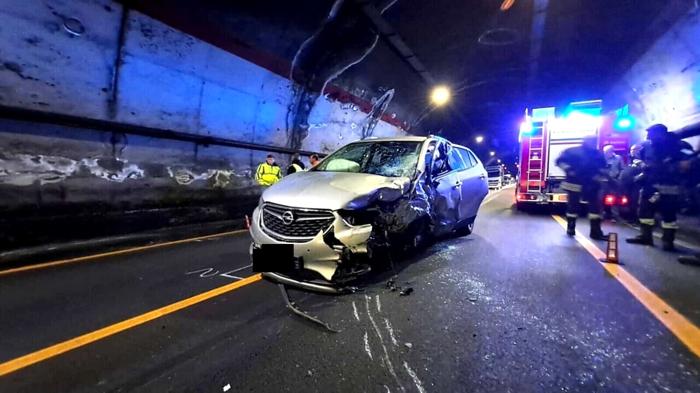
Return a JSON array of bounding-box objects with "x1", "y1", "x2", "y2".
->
[
  {"x1": 220, "y1": 264, "x2": 253, "y2": 275},
  {"x1": 185, "y1": 268, "x2": 219, "y2": 277},
  {"x1": 363, "y1": 331, "x2": 373, "y2": 360},
  {"x1": 365, "y1": 295, "x2": 404, "y2": 391},
  {"x1": 376, "y1": 295, "x2": 382, "y2": 313},
  {"x1": 218, "y1": 274, "x2": 243, "y2": 280},
  {"x1": 352, "y1": 301, "x2": 361, "y2": 322},
  {"x1": 384, "y1": 318, "x2": 399, "y2": 347},
  {"x1": 403, "y1": 361, "x2": 427, "y2": 393}
]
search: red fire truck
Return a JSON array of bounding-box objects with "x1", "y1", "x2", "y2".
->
[{"x1": 515, "y1": 100, "x2": 634, "y2": 209}]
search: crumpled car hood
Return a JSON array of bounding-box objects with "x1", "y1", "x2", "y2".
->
[{"x1": 261, "y1": 171, "x2": 410, "y2": 210}]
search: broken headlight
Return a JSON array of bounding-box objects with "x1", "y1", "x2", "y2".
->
[{"x1": 338, "y1": 209, "x2": 377, "y2": 227}]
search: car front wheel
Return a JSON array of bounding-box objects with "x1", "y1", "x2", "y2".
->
[{"x1": 455, "y1": 217, "x2": 475, "y2": 237}]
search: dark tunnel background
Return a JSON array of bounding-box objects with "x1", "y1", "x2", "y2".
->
[{"x1": 1, "y1": 0, "x2": 699, "y2": 253}]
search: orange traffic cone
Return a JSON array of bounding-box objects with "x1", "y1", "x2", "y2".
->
[{"x1": 599, "y1": 232, "x2": 619, "y2": 264}]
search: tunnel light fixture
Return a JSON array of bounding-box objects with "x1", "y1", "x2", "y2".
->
[
  {"x1": 430, "y1": 85, "x2": 451, "y2": 107},
  {"x1": 475, "y1": 135, "x2": 484, "y2": 144},
  {"x1": 489, "y1": 151, "x2": 496, "y2": 157}
]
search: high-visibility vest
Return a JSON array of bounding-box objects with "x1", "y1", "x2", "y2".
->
[
  {"x1": 291, "y1": 163, "x2": 303, "y2": 173},
  {"x1": 255, "y1": 162, "x2": 282, "y2": 186}
]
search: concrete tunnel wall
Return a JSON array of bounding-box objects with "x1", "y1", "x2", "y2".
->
[
  {"x1": 607, "y1": 6, "x2": 700, "y2": 148},
  {"x1": 0, "y1": 0, "x2": 407, "y2": 250}
]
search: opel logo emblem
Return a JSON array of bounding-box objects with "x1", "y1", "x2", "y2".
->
[{"x1": 281, "y1": 211, "x2": 295, "y2": 225}]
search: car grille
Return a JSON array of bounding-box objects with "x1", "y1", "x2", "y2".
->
[{"x1": 261, "y1": 203, "x2": 335, "y2": 242}]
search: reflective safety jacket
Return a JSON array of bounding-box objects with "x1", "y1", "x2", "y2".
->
[{"x1": 255, "y1": 162, "x2": 282, "y2": 186}]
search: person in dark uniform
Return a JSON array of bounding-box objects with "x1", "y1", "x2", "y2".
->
[
  {"x1": 286, "y1": 153, "x2": 306, "y2": 175},
  {"x1": 626, "y1": 124, "x2": 693, "y2": 251},
  {"x1": 555, "y1": 136, "x2": 609, "y2": 240}
]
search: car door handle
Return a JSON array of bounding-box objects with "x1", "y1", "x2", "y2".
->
[{"x1": 479, "y1": 174, "x2": 486, "y2": 179}]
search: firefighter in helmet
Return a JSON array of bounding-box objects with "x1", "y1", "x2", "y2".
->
[
  {"x1": 626, "y1": 124, "x2": 693, "y2": 251},
  {"x1": 555, "y1": 135, "x2": 609, "y2": 239},
  {"x1": 255, "y1": 154, "x2": 283, "y2": 186}
]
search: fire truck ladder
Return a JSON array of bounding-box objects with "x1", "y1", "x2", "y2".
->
[{"x1": 526, "y1": 122, "x2": 545, "y2": 193}]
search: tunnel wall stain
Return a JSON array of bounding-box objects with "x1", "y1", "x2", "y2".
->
[
  {"x1": 0, "y1": 0, "x2": 407, "y2": 250},
  {"x1": 0, "y1": 118, "x2": 264, "y2": 250},
  {"x1": 0, "y1": 0, "x2": 406, "y2": 151}
]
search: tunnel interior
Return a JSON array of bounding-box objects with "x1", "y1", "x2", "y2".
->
[{"x1": 1, "y1": 0, "x2": 699, "y2": 252}]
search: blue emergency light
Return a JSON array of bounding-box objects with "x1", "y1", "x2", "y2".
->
[
  {"x1": 519, "y1": 121, "x2": 533, "y2": 134},
  {"x1": 613, "y1": 105, "x2": 635, "y2": 131},
  {"x1": 615, "y1": 116, "x2": 634, "y2": 131}
]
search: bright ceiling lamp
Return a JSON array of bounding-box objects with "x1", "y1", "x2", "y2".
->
[{"x1": 430, "y1": 85, "x2": 451, "y2": 107}]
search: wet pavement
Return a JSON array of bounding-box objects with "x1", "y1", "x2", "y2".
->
[{"x1": 1, "y1": 187, "x2": 699, "y2": 392}]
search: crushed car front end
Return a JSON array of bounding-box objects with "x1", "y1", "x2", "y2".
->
[{"x1": 249, "y1": 201, "x2": 375, "y2": 293}]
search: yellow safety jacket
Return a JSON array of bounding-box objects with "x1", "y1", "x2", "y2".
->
[{"x1": 255, "y1": 162, "x2": 282, "y2": 186}]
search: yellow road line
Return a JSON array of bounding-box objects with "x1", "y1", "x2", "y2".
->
[
  {"x1": 552, "y1": 215, "x2": 700, "y2": 357},
  {"x1": 0, "y1": 273, "x2": 262, "y2": 376},
  {"x1": 0, "y1": 230, "x2": 248, "y2": 277}
]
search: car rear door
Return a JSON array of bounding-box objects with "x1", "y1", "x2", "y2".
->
[
  {"x1": 445, "y1": 145, "x2": 472, "y2": 220},
  {"x1": 456, "y1": 147, "x2": 488, "y2": 218}
]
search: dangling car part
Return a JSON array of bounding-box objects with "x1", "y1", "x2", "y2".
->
[{"x1": 250, "y1": 136, "x2": 488, "y2": 293}]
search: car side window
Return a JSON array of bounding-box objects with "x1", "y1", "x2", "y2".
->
[
  {"x1": 468, "y1": 151, "x2": 481, "y2": 168},
  {"x1": 432, "y1": 142, "x2": 450, "y2": 177},
  {"x1": 448, "y1": 146, "x2": 467, "y2": 172},
  {"x1": 456, "y1": 148, "x2": 475, "y2": 169}
]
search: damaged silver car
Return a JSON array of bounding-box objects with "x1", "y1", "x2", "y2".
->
[{"x1": 250, "y1": 136, "x2": 488, "y2": 293}]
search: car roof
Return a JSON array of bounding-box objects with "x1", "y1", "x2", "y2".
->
[{"x1": 348, "y1": 136, "x2": 475, "y2": 151}]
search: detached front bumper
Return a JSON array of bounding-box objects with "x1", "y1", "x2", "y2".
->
[
  {"x1": 249, "y1": 205, "x2": 372, "y2": 284},
  {"x1": 261, "y1": 272, "x2": 344, "y2": 294}
]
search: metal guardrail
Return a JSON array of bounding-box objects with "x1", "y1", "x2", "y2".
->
[{"x1": 0, "y1": 106, "x2": 325, "y2": 157}]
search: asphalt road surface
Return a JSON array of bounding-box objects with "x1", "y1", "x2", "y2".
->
[{"x1": 1, "y1": 186, "x2": 700, "y2": 393}]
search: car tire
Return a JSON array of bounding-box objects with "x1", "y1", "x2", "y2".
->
[{"x1": 455, "y1": 217, "x2": 475, "y2": 237}]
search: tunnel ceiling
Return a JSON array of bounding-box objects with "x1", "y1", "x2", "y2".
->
[{"x1": 133, "y1": 0, "x2": 677, "y2": 151}]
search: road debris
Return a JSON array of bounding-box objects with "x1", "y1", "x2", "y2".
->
[
  {"x1": 404, "y1": 342, "x2": 413, "y2": 349},
  {"x1": 222, "y1": 383, "x2": 231, "y2": 392},
  {"x1": 399, "y1": 287, "x2": 413, "y2": 296},
  {"x1": 277, "y1": 284, "x2": 340, "y2": 333}
]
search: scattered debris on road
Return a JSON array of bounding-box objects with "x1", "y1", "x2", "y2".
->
[
  {"x1": 399, "y1": 287, "x2": 413, "y2": 296},
  {"x1": 277, "y1": 284, "x2": 340, "y2": 333}
]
